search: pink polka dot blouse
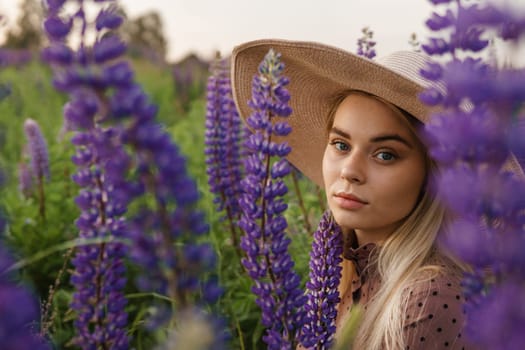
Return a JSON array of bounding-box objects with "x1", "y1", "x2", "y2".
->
[{"x1": 335, "y1": 241, "x2": 478, "y2": 349}]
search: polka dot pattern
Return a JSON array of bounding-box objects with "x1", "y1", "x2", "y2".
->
[{"x1": 336, "y1": 245, "x2": 476, "y2": 349}]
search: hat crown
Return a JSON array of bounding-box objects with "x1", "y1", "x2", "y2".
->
[{"x1": 376, "y1": 50, "x2": 433, "y2": 89}]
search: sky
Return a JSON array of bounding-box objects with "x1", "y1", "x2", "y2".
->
[{"x1": 0, "y1": 0, "x2": 435, "y2": 62}]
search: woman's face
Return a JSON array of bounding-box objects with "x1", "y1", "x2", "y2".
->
[{"x1": 322, "y1": 94, "x2": 427, "y2": 244}]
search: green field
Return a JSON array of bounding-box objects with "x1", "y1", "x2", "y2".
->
[{"x1": 0, "y1": 55, "x2": 323, "y2": 349}]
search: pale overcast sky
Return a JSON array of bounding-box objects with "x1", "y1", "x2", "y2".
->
[{"x1": 1, "y1": 0, "x2": 435, "y2": 61}]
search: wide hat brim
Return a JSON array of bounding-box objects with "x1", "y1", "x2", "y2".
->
[{"x1": 231, "y1": 39, "x2": 439, "y2": 187}]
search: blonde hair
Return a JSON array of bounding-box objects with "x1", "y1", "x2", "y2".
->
[
  {"x1": 352, "y1": 190, "x2": 445, "y2": 349},
  {"x1": 328, "y1": 90, "x2": 461, "y2": 349}
]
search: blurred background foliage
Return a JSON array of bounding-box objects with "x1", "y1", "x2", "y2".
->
[{"x1": 0, "y1": 1, "x2": 321, "y2": 348}]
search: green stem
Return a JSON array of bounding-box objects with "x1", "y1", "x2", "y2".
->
[
  {"x1": 37, "y1": 174, "x2": 46, "y2": 223},
  {"x1": 290, "y1": 170, "x2": 312, "y2": 233}
]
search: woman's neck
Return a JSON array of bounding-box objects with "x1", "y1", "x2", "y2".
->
[{"x1": 349, "y1": 228, "x2": 392, "y2": 246}]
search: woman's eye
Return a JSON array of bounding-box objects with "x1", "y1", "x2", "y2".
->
[
  {"x1": 376, "y1": 151, "x2": 396, "y2": 161},
  {"x1": 330, "y1": 140, "x2": 349, "y2": 152}
]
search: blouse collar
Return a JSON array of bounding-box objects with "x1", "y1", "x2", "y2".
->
[
  {"x1": 343, "y1": 242, "x2": 377, "y2": 277},
  {"x1": 342, "y1": 231, "x2": 379, "y2": 301}
]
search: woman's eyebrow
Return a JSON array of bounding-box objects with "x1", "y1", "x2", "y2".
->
[
  {"x1": 329, "y1": 127, "x2": 350, "y2": 139},
  {"x1": 370, "y1": 134, "x2": 413, "y2": 148},
  {"x1": 330, "y1": 127, "x2": 414, "y2": 149}
]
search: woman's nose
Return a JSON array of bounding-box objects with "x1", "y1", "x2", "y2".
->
[{"x1": 340, "y1": 153, "x2": 366, "y2": 184}]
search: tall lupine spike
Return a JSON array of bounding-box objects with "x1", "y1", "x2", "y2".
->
[
  {"x1": 300, "y1": 210, "x2": 343, "y2": 349},
  {"x1": 68, "y1": 128, "x2": 131, "y2": 350},
  {"x1": 356, "y1": 26, "x2": 376, "y2": 59},
  {"x1": 422, "y1": 1, "x2": 525, "y2": 348},
  {"x1": 43, "y1": 1, "x2": 130, "y2": 349},
  {"x1": 238, "y1": 49, "x2": 306, "y2": 349},
  {"x1": 205, "y1": 56, "x2": 244, "y2": 254},
  {"x1": 18, "y1": 161, "x2": 34, "y2": 198},
  {"x1": 43, "y1": 0, "x2": 227, "y2": 347},
  {"x1": 23, "y1": 119, "x2": 50, "y2": 182},
  {"x1": 23, "y1": 118, "x2": 50, "y2": 221}
]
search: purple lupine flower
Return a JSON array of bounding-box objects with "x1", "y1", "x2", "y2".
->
[
  {"x1": 0, "y1": 246, "x2": 51, "y2": 350},
  {"x1": 426, "y1": 10, "x2": 454, "y2": 31},
  {"x1": 300, "y1": 210, "x2": 343, "y2": 349},
  {"x1": 172, "y1": 64, "x2": 194, "y2": 112},
  {"x1": 43, "y1": 0, "x2": 227, "y2": 346},
  {"x1": 205, "y1": 57, "x2": 244, "y2": 251},
  {"x1": 0, "y1": 48, "x2": 33, "y2": 68},
  {"x1": 95, "y1": 6, "x2": 123, "y2": 31},
  {"x1": 356, "y1": 26, "x2": 376, "y2": 59},
  {"x1": 68, "y1": 128, "x2": 130, "y2": 350},
  {"x1": 44, "y1": 0, "x2": 67, "y2": 12},
  {"x1": 93, "y1": 35, "x2": 127, "y2": 64},
  {"x1": 41, "y1": 43, "x2": 74, "y2": 66},
  {"x1": 23, "y1": 119, "x2": 50, "y2": 182},
  {"x1": 43, "y1": 1, "x2": 130, "y2": 348},
  {"x1": 422, "y1": 1, "x2": 525, "y2": 348},
  {"x1": 120, "y1": 84, "x2": 229, "y2": 343},
  {"x1": 425, "y1": 107, "x2": 508, "y2": 166},
  {"x1": 18, "y1": 162, "x2": 33, "y2": 198},
  {"x1": 23, "y1": 118, "x2": 50, "y2": 220},
  {"x1": 465, "y1": 282, "x2": 525, "y2": 350},
  {"x1": 238, "y1": 48, "x2": 306, "y2": 349},
  {"x1": 43, "y1": 15, "x2": 73, "y2": 41}
]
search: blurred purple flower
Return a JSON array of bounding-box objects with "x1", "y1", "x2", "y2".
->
[
  {"x1": 63, "y1": 90, "x2": 99, "y2": 130},
  {"x1": 429, "y1": 0, "x2": 452, "y2": 4},
  {"x1": 421, "y1": 37, "x2": 451, "y2": 55},
  {"x1": 95, "y1": 6, "x2": 123, "y2": 31},
  {"x1": 440, "y1": 58, "x2": 491, "y2": 106},
  {"x1": 23, "y1": 119, "x2": 50, "y2": 181},
  {"x1": 41, "y1": 43, "x2": 74, "y2": 66},
  {"x1": 441, "y1": 218, "x2": 495, "y2": 267},
  {"x1": 103, "y1": 61, "x2": 134, "y2": 87},
  {"x1": 43, "y1": 1, "x2": 227, "y2": 346},
  {"x1": 356, "y1": 26, "x2": 376, "y2": 59},
  {"x1": 422, "y1": 1, "x2": 525, "y2": 348},
  {"x1": 238, "y1": 48, "x2": 306, "y2": 349},
  {"x1": 205, "y1": 57, "x2": 244, "y2": 250},
  {"x1": 43, "y1": 15, "x2": 73, "y2": 41},
  {"x1": 0, "y1": 48, "x2": 33, "y2": 68},
  {"x1": 426, "y1": 10, "x2": 455, "y2": 31},
  {"x1": 507, "y1": 119, "x2": 525, "y2": 168},
  {"x1": 465, "y1": 282, "x2": 525, "y2": 350},
  {"x1": 93, "y1": 35, "x2": 127, "y2": 64},
  {"x1": 44, "y1": 0, "x2": 67, "y2": 12},
  {"x1": 0, "y1": 246, "x2": 51, "y2": 350},
  {"x1": 425, "y1": 107, "x2": 508, "y2": 166},
  {"x1": 18, "y1": 162, "x2": 33, "y2": 198},
  {"x1": 300, "y1": 210, "x2": 343, "y2": 349}
]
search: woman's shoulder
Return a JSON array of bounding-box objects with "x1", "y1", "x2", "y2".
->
[
  {"x1": 404, "y1": 251, "x2": 466, "y2": 313},
  {"x1": 414, "y1": 250, "x2": 465, "y2": 285},
  {"x1": 401, "y1": 251, "x2": 475, "y2": 349}
]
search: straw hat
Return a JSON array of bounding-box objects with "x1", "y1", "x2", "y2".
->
[{"x1": 230, "y1": 39, "x2": 522, "y2": 186}]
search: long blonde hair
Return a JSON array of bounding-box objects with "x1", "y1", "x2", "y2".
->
[
  {"x1": 352, "y1": 190, "x2": 445, "y2": 349},
  {"x1": 328, "y1": 90, "x2": 460, "y2": 349}
]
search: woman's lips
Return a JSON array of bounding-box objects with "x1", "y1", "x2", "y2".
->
[{"x1": 333, "y1": 192, "x2": 368, "y2": 210}]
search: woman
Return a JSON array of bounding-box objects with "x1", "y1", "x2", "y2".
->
[{"x1": 231, "y1": 40, "x2": 473, "y2": 349}]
